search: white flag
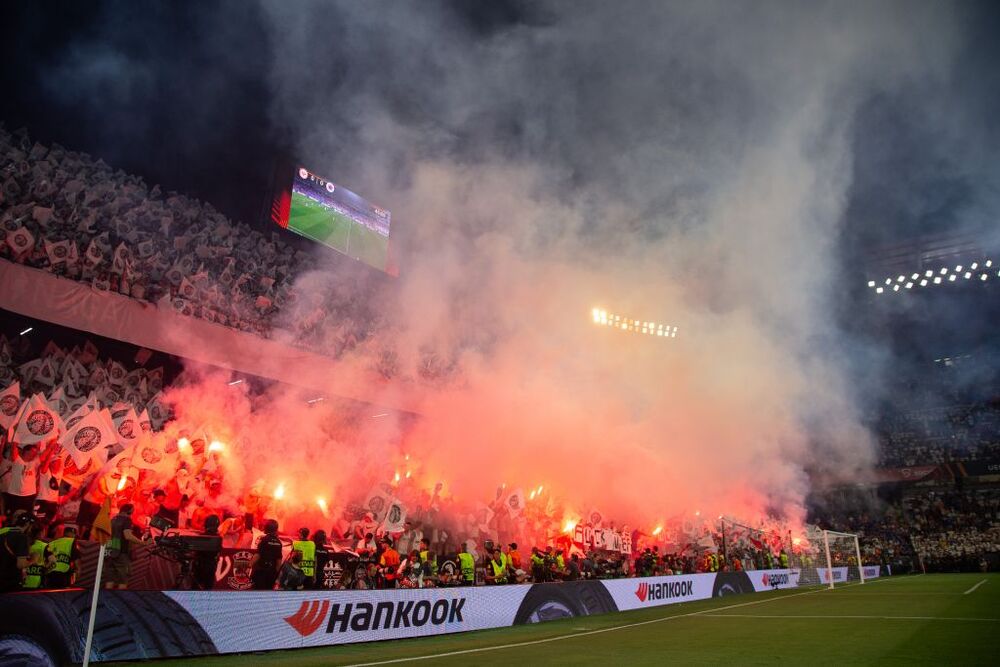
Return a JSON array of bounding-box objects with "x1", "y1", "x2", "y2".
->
[
  {"x1": 0, "y1": 381, "x2": 21, "y2": 430},
  {"x1": 363, "y1": 484, "x2": 394, "y2": 521},
  {"x1": 107, "y1": 361, "x2": 127, "y2": 387},
  {"x1": 137, "y1": 408, "x2": 152, "y2": 433},
  {"x1": 60, "y1": 406, "x2": 117, "y2": 468},
  {"x1": 47, "y1": 386, "x2": 69, "y2": 417},
  {"x1": 12, "y1": 393, "x2": 64, "y2": 446},
  {"x1": 133, "y1": 432, "x2": 174, "y2": 475},
  {"x1": 504, "y1": 488, "x2": 526, "y2": 517},
  {"x1": 381, "y1": 498, "x2": 408, "y2": 534},
  {"x1": 114, "y1": 406, "x2": 141, "y2": 446},
  {"x1": 145, "y1": 391, "x2": 169, "y2": 428}
]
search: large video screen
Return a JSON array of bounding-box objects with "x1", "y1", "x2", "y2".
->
[{"x1": 283, "y1": 166, "x2": 395, "y2": 275}]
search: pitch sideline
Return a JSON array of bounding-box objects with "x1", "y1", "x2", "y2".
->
[{"x1": 341, "y1": 574, "x2": 913, "y2": 667}]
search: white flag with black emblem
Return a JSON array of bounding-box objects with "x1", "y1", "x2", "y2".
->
[
  {"x1": 0, "y1": 381, "x2": 21, "y2": 431},
  {"x1": 60, "y1": 405, "x2": 116, "y2": 468},
  {"x1": 12, "y1": 393, "x2": 64, "y2": 446}
]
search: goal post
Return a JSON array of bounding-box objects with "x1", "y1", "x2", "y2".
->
[{"x1": 821, "y1": 530, "x2": 865, "y2": 588}]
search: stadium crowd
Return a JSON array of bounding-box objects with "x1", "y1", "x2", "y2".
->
[
  {"x1": 0, "y1": 127, "x2": 383, "y2": 363},
  {"x1": 1, "y1": 328, "x2": 998, "y2": 591},
  {"x1": 2, "y1": 129, "x2": 998, "y2": 592}
]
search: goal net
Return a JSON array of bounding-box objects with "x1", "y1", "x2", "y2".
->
[{"x1": 799, "y1": 529, "x2": 869, "y2": 588}]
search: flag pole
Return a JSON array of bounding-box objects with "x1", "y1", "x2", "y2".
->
[{"x1": 82, "y1": 543, "x2": 107, "y2": 667}]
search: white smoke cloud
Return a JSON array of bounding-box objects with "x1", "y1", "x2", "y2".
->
[{"x1": 174, "y1": 1, "x2": 966, "y2": 528}]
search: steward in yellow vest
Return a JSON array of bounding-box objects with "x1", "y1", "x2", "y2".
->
[
  {"x1": 292, "y1": 528, "x2": 316, "y2": 583},
  {"x1": 23, "y1": 539, "x2": 47, "y2": 589}
]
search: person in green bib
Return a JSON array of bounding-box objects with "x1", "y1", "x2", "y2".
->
[
  {"x1": 292, "y1": 527, "x2": 316, "y2": 588},
  {"x1": 457, "y1": 542, "x2": 476, "y2": 586},
  {"x1": 418, "y1": 537, "x2": 438, "y2": 580},
  {"x1": 45, "y1": 526, "x2": 80, "y2": 589},
  {"x1": 485, "y1": 547, "x2": 508, "y2": 584},
  {"x1": 22, "y1": 534, "x2": 47, "y2": 590}
]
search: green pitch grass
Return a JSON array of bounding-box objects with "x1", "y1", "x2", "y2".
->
[
  {"x1": 109, "y1": 574, "x2": 1000, "y2": 666},
  {"x1": 346, "y1": 222, "x2": 389, "y2": 271},
  {"x1": 288, "y1": 191, "x2": 389, "y2": 271},
  {"x1": 288, "y1": 191, "x2": 351, "y2": 253}
]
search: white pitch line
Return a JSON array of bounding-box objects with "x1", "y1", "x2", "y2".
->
[
  {"x1": 701, "y1": 613, "x2": 999, "y2": 622},
  {"x1": 964, "y1": 579, "x2": 988, "y2": 595},
  {"x1": 340, "y1": 578, "x2": 901, "y2": 667}
]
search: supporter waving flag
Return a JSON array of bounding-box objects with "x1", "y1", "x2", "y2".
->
[
  {"x1": 114, "y1": 406, "x2": 141, "y2": 446},
  {"x1": 504, "y1": 488, "x2": 526, "y2": 517},
  {"x1": 60, "y1": 405, "x2": 116, "y2": 468},
  {"x1": 12, "y1": 392, "x2": 63, "y2": 446},
  {"x1": 0, "y1": 381, "x2": 21, "y2": 431}
]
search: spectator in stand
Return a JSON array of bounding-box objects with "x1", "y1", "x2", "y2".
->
[
  {"x1": 33, "y1": 441, "x2": 62, "y2": 531},
  {"x1": 278, "y1": 551, "x2": 307, "y2": 591},
  {"x1": 3, "y1": 443, "x2": 40, "y2": 519},
  {"x1": 355, "y1": 531, "x2": 377, "y2": 556},
  {"x1": 378, "y1": 537, "x2": 400, "y2": 589}
]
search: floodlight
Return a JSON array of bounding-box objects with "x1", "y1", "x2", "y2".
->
[
  {"x1": 965, "y1": 272, "x2": 972, "y2": 279},
  {"x1": 933, "y1": 277, "x2": 941, "y2": 284},
  {"x1": 876, "y1": 287, "x2": 884, "y2": 293},
  {"x1": 671, "y1": 331, "x2": 676, "y2": 337},
  {"x1": 971, "y1": 262, "x2": 978, "y2": 270},
  {"x1": 919, "y1": 279, "x2": 928, "y2": 286},
  {"x1": 981, "y1": 274, "x2": 988, "y2": 281},
  {"x1": 986, "y1": 260, "x2": 993, "y2": 268},
  {"x1": 948, "y1": 275, "x2": 956, "y2": 282},
  {"x1": 905, "y1": 282, "x2": 913, "y2": 289},
  {"x1": 885, "y1": 278, "x2": 893, "y2": 285},
  {"x1": 940, "y1": 268, "x2": 948, "y2": 275},
  {"x1": 657, "y1": 330, "x2": 664, "y2": 336},
  {"x1": 925, "y1": 270, "x2": 933, "y2": 277},
  {"x1": 898, "y1": 275, "x2": 906, "y2": 282},
  {"x1": 892, "y1": 285, "x2": 900, "y2": 291},
  {"x1": 911, "y1": 273, "x2": 919, "y2": 280}
]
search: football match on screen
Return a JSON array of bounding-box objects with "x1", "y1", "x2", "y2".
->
[{"x1": 0, "y1": 2, "x2": 998, "y2": 666}]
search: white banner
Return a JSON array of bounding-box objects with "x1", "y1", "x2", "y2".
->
[
  {"x1": 816, "y1": 566, "x2": 849, "y2": 583},
  {"x1": 166, "y1": 586, "x2": 531, "y2": 652},
  {"x1": 747, "y1": 568, "x2": 801, "y2": 592},
  {"x1": 862, "y1": 565, "x2": 882, "y2": 579},
  {"x1": 602, "y1": 573, "x2": 716, "y2": 612}
]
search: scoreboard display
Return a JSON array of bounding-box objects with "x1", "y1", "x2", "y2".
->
[{"x1": 273, "y1": 165, "x2": 396, "y2": 276}]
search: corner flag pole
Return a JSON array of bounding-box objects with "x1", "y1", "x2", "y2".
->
[{"x1": 82, "y1": 543, "x2": 106, "y2": 667}]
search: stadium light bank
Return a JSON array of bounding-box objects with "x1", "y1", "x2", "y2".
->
[
  {"x1": 591, "y1": 308, "x2": 678, "y2": 338},
  {"x1": 867, "y1": 258, "x2": 996, "y2": 294}
]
